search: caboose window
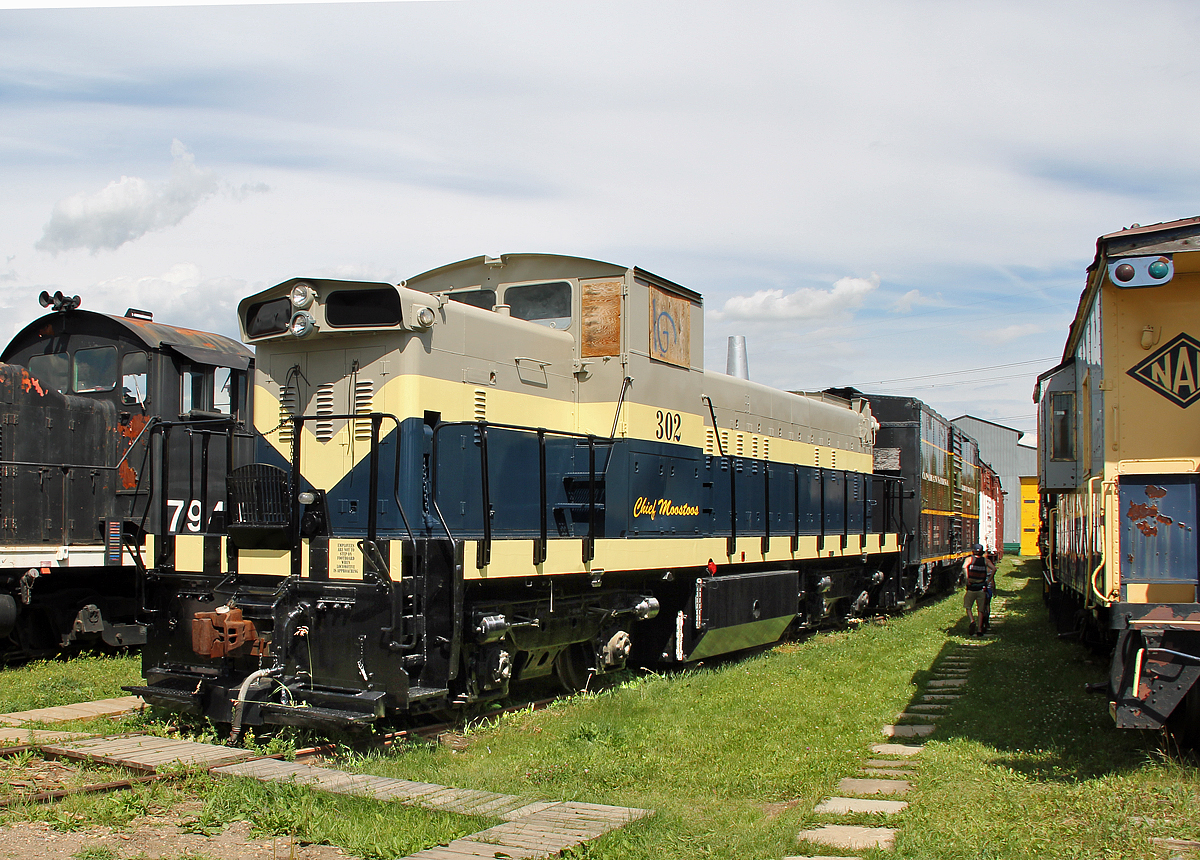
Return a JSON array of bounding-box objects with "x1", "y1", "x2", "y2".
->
[
  {"x1": 28, "y1": 352, "x2": 67, "y2": 393},
  {"x1": 1050, "y1": 392, "x2": 1076, "y2": 461},
  {"x1": 449, "y1": 289, "x2": 496, "y2": 310},
  {"x1": 326, "y1": 289, "x2": 402, "y2": 327},
  {"x1": 121, "y1": 352, "x2": 148, "y2": 406},
  {"x1": 505, "y1": 281, "x2": 572, "y2": 329},
  {"x1": 245, "y1": 297, "x2": 292, "y2": 337},
  {"x1": 73, "y1": 346, "x2": 117, "y2": 393}
]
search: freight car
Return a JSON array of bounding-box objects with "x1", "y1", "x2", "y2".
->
[
  {"x1": 979, "y1": 460, "x2": 1004, "y2": 559},
  {"x1": 0, "y1": 291, "x2": 253, "y2": 661},
  {"x1": 825, "y1": 391, "x2": 983, "y2": 599},
  {"x1": 130, "y1": 254, "x2": 910, "y2": 731},
  {"x1": 1036, "y1": 217, "x2": 1200, "y2": 743}
]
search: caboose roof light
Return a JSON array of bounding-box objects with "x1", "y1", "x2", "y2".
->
[
  {"x1": 1108, "y1": 255, "x2": 1174, "y2": 287},
  {"x1": 289, "y1": 311, "x2": 315, "y2": 337},
  {"x1": 290, "y1": 282, "x2": 316, "y2": 310}
]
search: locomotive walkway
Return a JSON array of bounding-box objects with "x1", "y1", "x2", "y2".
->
[{"x1": 788, "y1": 599, "x2": 1008, "y2": 858}]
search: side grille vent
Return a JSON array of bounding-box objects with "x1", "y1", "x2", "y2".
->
[
  {"x1": 474, "y1": 389, "x2": 487, "y2": 422},
  {"x1": 354, "y1": 379, "x2": 374, "y2": 441},
  {"x1": 314, "y1": 383, "x2": 335, "y2": 442},
  {"x1": 278, "y1": 386, "x2": 298, "y2": 446}
]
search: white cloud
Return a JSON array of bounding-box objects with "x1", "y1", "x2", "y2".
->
[
  {"x1": 35, "y1": 140, "x2": 219, "y2": 254},
  {"x1": 714, "y1": 274, "x2": 880, "y2": 322},
  {"x1": 993, "y1": 323, "x2": 1043, "y2": 344},
  {"x1": 893, "y1": 289, "x2": 925, "y2": 314},
  {"x1": 90, "y1": 263, "x2": 248, "y2": 337}
]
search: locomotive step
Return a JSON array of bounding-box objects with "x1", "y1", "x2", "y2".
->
[
  {"x1": 123, "y1": 684, "x2": 199, "y2": 709},
  {"x1": 258, "y1": 701, "x2": 378, "y2": 727}
]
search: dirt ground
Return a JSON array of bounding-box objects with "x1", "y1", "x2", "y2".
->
[{"x1": 0, "y1": 815, "x2": 359, "y2": 859}]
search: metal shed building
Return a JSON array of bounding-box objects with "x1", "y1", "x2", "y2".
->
[{"x1": 951, "y1": 416, "x2": 1037, "y2": 554}]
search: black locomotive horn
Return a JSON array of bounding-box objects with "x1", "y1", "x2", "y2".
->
[{"x1": 38, "y1": 291, "x2": 81, "y2": 312}]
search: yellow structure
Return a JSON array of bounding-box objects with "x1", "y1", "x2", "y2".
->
[
  {"x1": 1036, "y1": 216, "x2": 1200, "y2": 739},
  {"x1": 1019, "y1": 476, "x2": 1039, "y2": 556}
]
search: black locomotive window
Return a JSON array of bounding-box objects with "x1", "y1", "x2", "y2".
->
[
  {"x1": 28, "y1": 352, "x2": 67, "y2": 393},
  {"x1": 213, "y1": 367, "x2": 240, "y2": 415},
  {"x1": 121, "y1": 352, "x2": 148, "y2": 406},
  {"x1": 326, "y1": 289, "x2": 402, "y2": 327},
  {"x1": 504, "y1": 281, "x2": 572, "y2": 329},
  {"x1": 449, "y1": 289, "x2": 496, "y2": 310},
  {"x1": 245, "y1": 297, "x2": 292, "y2": 337},
  {"x1": 73, "y1": 346, "x2": 117, "y2": 393}
]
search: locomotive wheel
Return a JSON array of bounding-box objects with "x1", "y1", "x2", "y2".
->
[{"x1": 554, "y1": 643, "x2": 595, "y2": 693}]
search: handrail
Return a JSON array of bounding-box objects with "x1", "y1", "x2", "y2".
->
[
  {"x1": 431, "y1": 420, "x2": 617, "y2": 569},
  {"x1": 610, "y1": 376, "x2": 633, "y2": 439},
  {"x1": 1086, "y1": 474, "x2": 1106, "y2": 606},
  {"x1": 535, "y1": 428, "x2": 548, "y2": 565},
  {"x1": 584, "y1": 435, "x2": 597, "y2": 564},
  {"x1": 700, "y1": 395, "x2": 736, "y2": 555},
  {"x1": 289, "y1": 411, "x2": 418, "y2": 554},
  {"x1": 477, "y1": 423, "x2": 492, "y2": 569}
]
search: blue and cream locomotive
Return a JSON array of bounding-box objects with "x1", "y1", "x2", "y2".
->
[{"x1": 131, "y1": 254, "x2": 911, "y2": 730}]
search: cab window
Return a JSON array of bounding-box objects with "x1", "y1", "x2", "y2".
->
[
  {"x1": 326, "y1": 289, "x2": 402, "y2": 327},
  {"x1": 182, "y1": 365, "x2": 244, "y2": 417},
  {"x1": 73, "y1": 346, "x2": 117, "y2": 393},
  {"x1": 449, "y1": 289, "x2": 497, "y2": 311},
  {"x1": 181, "y1": 365, "x2": 207, "y2": 414},
  {"x1": 121, "y1": 352, "x2": 148, "y2": 406},
  {"x1": 28, "y1": 352, "x2": 68, "y2": 393},
  {"x1": 504, "y1": 282, "x2": 572, "y2": 329},
  {"x1": 245, "y1": 297, "x2": 292, "y2": 337}
]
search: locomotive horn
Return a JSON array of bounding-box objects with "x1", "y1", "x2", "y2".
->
[{"x1": 38, "y1": 291, "x2": 81, "y2": 312}]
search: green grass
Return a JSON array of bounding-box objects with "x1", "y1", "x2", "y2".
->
[
  {"x1": 0, "y1": 653, "x2": 141, "y2": 713},
  {"x1": 329, "y1": 558, "x2": 1196, "y2": 859},
  {"x1": 6, "y1": 559, "x2": 1200, "y2": 859}
]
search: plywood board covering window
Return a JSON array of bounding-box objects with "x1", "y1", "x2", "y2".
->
[
  {"x1": 649, "y1": 285, "x2": 691, "y2": 368},
  {"x1": 581, "y1": 279, "x2": 622, "y2": 357}
]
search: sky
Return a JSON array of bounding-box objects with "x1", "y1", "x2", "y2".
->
[{"x1": 4, "y1": 0, "x2": 1200, "y2": 446}]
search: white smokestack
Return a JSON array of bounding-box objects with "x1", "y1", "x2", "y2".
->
[{"x1": 726, "y1": 336, "x2": 749, "y2": 380}]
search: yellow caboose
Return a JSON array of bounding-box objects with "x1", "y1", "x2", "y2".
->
[{"x1": 1037, "y1": 217, "x2": 1200, "y2": 741}]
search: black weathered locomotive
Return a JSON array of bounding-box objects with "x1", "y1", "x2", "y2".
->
[{"x1": 0, "y1": 291, "x2": 252, "y2": 660}]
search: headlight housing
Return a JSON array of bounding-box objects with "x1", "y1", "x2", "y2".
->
[
  {"x1": 289, "y1": 311, "x2": 316, "y2": 337},
  {"x1": 290, "y1": 282, "x2": 316, "y2": 309}
]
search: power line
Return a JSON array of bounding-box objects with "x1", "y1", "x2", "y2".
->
[
  {"x1": 846, "y1": 357, "x2": 1057, "y2": 387},
  {"x1": 865, "y1": 371, "x2": 1039, "y2": 391}
]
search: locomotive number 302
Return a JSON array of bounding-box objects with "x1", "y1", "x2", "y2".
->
[{"x1": 656, "y1": 410, "x2": 682, "y2": 441}]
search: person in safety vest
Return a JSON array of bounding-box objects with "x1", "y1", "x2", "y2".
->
[{"x1": 962, "y1": 544, "x2": 995, "y2": 637}]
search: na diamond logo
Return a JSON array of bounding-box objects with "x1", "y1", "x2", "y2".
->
[{"x1": 1127, "y1": 332, "x2": 1200, "y2": 408}]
